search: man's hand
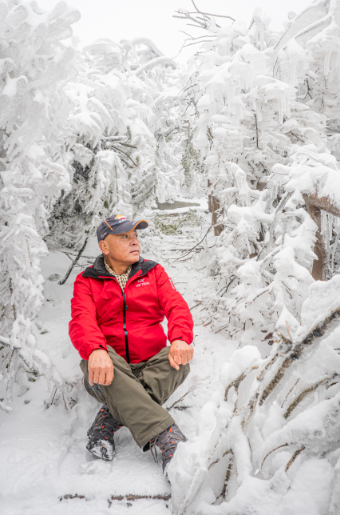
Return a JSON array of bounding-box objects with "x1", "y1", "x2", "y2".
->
[
  {"x1": 88, "y1": 349, "x2": 114, "y2": 386},
  {"x1": 168, "y1": 340, "x2": 194, "y2": 371}
]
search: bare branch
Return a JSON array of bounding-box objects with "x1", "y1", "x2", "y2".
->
[
  {"x1": 112, "y1": 146, "x2": 138, "y2": 167},
  {"x1": 261, "y1": 443, "x2": 289, "y2": 470},
  {"x1": 166, "y1": 377, "x2": 209, "y2": 411},
  {"x1": 191, "y1": 0, "x2": 200, "y2": 12},
  {"x1": 102, "y1": 136, "x2": 126, "y2": 142},
  {"x1": 184, "y1": 40, "x2": 216, "y2": 48},
  {"x1": 190, "y1": 0, "x2": 235, "y2": 20},
  {"x1": 224, "y1": 365, "x2": 259, "y2": 401},
  {"x1": 180, "y1": 30, "x2": 194, "y2": 39},
  {"x1": 285, "y1": 445, "x2": 305, "y2": 471},
  {"x1": 208, "y1": 449, "x2": 231, "y2": 470},
  {"x1": 219, "y1": 275, "x2": 237, "y2": 297},
  {"x1": 120, "y1": 158, "x2": 133, "y2": 169},
  {"x1": 175, "y1": 226, "x2": 212, "y2": 261},
  {"x1": 181, "y1": 32, "x2": 216, "y2": 41},
  {"x1": 117, "y1": 142, "x2": 138, "y2": 149},
  {"x1": 286, "y1": 321, "x2": 292, "y2": 340},
  {"x1": 260, "y1": 308, "x2": 340, "y2": 405},
  {"x1": 109, "y1": 494, "x2": 171, "y2": 504},
  {"x1": 59, "y1": 237, "x2": 89, "y2": 285},
  {"x1": 281, "y1": 378, "x2": 300, "y2": 408},
  {"x1": 284, "y1": 373, "x2": 339, "y2": 419},
  {"x1": 166, "y1": 387, "x2": 193, "y2": 411},
  {"x1": 190, "y1": 301, "x2": 203, "y2": 311}
]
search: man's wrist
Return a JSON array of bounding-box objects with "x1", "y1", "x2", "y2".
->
[{"x1": 89, "y1": 347, "x2": 108, "y2": 357}]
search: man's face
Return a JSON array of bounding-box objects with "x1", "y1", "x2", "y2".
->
[{"x1": 99, "y1": 231, "x2": 141, "y2": 265}]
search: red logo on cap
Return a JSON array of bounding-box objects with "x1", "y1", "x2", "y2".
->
[{"x1": 115, "y1": 215, "x2": 126, "y2": 220}]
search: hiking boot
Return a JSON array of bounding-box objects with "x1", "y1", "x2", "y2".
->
[
  {"x1": 86, "y1": 404, "x2": 123, "y2": 461},
  {"x1": 150, "y1": 424, "x2": 187, "y2": 474}
]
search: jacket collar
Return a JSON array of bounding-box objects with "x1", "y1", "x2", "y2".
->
[{"x1": 82, "y1": 254, "x2": 158, "y2": 280}]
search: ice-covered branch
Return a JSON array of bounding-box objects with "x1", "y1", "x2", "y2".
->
[
  {"x1": 132, "y1": 38, "x2": 165, "y2": 56},
  {"x1": 134, "y1": 56, "x2": 177, "y2": 76},
  {"x1": 274, "y1": 0, "x2": 329, "y2": 54}
]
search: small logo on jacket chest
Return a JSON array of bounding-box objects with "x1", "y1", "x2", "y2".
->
[{"x1": 136, "y1": 278, "x2": 151, "y2": 287}]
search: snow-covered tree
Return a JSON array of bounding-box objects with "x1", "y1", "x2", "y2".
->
[
  {"x1": 0, "y1": 0, "x2": 80, "y2": 412},
  {"x1": 168, "y1": 2, "x2": 340, "y2": 513},
  {"x1": 176, "y1": 4, "x2": 330, "y2": 340},
  {"x1": 3, "y1": 0, "x2": 340, "y2": 510},
  {"x1": 170, "y1": 277, "x2": 340, "y2": 514},
  {"x1": 0, "y1": 1, "x2": 188, "y2": 411},
  {"x1": 47, "y1": 37, "x2": 189, "y2": 252}
]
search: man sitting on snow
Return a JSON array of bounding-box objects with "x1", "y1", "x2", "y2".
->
[{"x1": 69, "y1": 214, "x2": 194, "y2": 474}]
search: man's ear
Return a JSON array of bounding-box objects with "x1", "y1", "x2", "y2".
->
[{"x1": 99, "y1": 239, "x2": 108, "y2": 255}]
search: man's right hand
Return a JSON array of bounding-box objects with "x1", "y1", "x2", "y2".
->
[{"x1": 88, "y1": 349, "x2": 114, "y2": 386}]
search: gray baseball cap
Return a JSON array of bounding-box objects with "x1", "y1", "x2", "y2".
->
[{"x1": 96, "y1": 214, "x2": 149, "y2": 242}]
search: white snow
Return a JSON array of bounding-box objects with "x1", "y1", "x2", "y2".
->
[
  {"x1": 0, "y1": 208, "x2": 236, "y2": 514},
  {"x1": 3, "y1": 0, "x2": 340, "y2": 513}
]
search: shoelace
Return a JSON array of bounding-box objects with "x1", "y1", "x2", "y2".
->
[
  {"x1": 149, "y1": 426, "x2": 184, "y2": 464},
  {"x1": 90, "y1": 406, "x2": 122, "y2": 441},
  {"x1": 150, "y1": 436, "x2": 159, "y2": 463}
]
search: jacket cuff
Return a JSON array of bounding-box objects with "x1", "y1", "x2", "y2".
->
[
  {"x1": 82, "y1": 343, "x2": 108, "y2": 360},
  {"x1": 170, "y1": 337, "x2": 191, "y2": 345}
]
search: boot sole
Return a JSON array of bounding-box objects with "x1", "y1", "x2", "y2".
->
[{"x1": 86, "y1": 439, "x2": 115, "y2": 461}]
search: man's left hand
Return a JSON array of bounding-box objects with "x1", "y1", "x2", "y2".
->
[{"x1": 168, "y1": 340, "x2": 193, "y2": 370}]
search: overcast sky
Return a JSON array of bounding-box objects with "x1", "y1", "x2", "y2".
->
[{"x1": 39, "y1": 0, "x2": 312, "y2": 59}]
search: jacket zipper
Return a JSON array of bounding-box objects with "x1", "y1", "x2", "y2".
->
[
  {"x1": 122, "y1": 291, "x2": 129, "y2": 363},
  {"x1": 96, "y1": 268, "x2": 151, "y2": 364},
  {"x1": 122, "y1": 270, "x2": 149, "y2": 364},
  {"x1": 99, "y1": 275, "x2": 131, "y2": 363}
]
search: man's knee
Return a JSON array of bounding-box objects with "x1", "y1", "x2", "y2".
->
[
  {"x1": 152, "y1": 346, "x2": 171, "y2": 362},
  {"x1": 80, "y1": 359, "x2": 107, "y2": 403},
  {"x1": 84, "y1": 376, "x2": 107, "y2": 403},
  {"x1": 181, "y1": 362, "x2": 190, "y2": 380},
  {"x1": 80, "y1": 358, "x2": 88, "y2": 377}
]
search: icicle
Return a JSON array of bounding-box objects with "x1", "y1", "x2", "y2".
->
[
  {"x1": 329, "y1": 214, "x2": 333, "y2": 242},
  {"x1": 278, "y1": 91, "x2": 283, "y2": 125},
  {"x1": 321, "y1": 210, "x2": 328, "y2": 238},
  {"x1": 291, "y1": 62, "x2": 297, "y2": 86},
  {"x1": 324, "y1": 47, "x2": 332, "y2": 77}
]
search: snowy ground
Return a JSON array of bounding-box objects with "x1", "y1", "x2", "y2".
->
[{"x1": 0, "y1": 200, "x2": 238, "y2": 514}]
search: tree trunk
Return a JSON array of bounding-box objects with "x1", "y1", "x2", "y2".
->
[
  {"x1": 208, "y1": 179, "x2": 223, "y2": 235},
  {"x1": 208, "y1": 179, "x2": 213, "y2": 213},
  {"x1": 304, "y1": 193, "x2": 340, "y2": 218},
  {"x1": 211, "y1": 195, "x2": 223, "y2": 236},
  {"x1": 302, "y1": 193, "x2": 340, "y2": 281}
]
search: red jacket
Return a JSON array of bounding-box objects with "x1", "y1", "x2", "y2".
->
[{"x1": 69, "y1": 256, "x2": 194, "y2": 363}]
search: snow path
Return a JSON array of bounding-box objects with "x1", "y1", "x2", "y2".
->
[{"x1": 0, "y1": 202, "x2": 237, "y2": 514}]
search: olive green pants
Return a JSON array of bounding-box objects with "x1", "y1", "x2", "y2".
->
[{"x1": 80, "y1": 346, "x2": 190, "y2": 449}]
